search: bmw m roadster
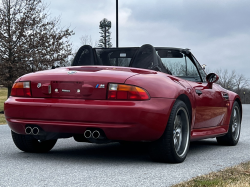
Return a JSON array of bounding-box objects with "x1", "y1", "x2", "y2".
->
[{"x1": 4, "y1": 44, "x2": 242, "y2": 163}]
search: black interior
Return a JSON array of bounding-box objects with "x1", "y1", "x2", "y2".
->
[
  {"x1": 72, "y1": 44, "x2": 172, "y2": 74},
  {"x1": 129, "y1": 44, "x2": 172, "y2": 74},
  {"x1": 129, "y1": 44, "x2": 158, "y2": 69}
]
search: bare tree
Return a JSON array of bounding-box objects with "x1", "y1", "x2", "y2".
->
[
  {"x1": 0, "y1": 0, "x2": 74, "y2": 97},
  {"x1": 80, "y1": 35, "x2": 93, "y2": 46},
  {"x1": 80, "y1": 34, "x2": 98, "y2": 47},
  {"x1": 213, "y1": 68, "x2": 250, "y2": 103},
  {"x1": 234, "y1": 73, "x2": 249, "y2": 94},
  {"x1": 215, "y1": 69, "x2": 236, "y2": 91}
]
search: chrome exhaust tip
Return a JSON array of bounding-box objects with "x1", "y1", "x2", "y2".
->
[
  {"x1": 32, "y1": 127, "x2": 40, "y2": 135},
  {"x1": 25, "y1": 127, "x2": 32, "y2": 134},
  {"x1": 92, "y1": 130, "x2": 100, "y2": 139},
  {"x1": 84, "y1": 130, "x2": 92, "y2": 139}
]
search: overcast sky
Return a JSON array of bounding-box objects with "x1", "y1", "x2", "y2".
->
[{"x1": 43, "y1": 0, "x2": 250, "y2": 77}]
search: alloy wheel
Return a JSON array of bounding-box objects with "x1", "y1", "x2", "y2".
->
[
  {"x1": 232, "y1": 106, "x2": 240, "y2": 141},
  {"x1": 173, "y1": 107, "x2": 189, "y2": 157}
]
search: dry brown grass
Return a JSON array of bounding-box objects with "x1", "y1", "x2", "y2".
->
[
  {"x1": 0, "y1": 87, "x2": 7, "y2": 111},
  {"x1": 0, "y1": 114, "x2": 6, "y2": 124},
  {"x1": 173, "y1": 162, "x2": 250, "y2": 187},
  {"x1": 0, "y1": 87, "x2": 7, "y2": 125}
]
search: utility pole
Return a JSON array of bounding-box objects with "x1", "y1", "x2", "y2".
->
[
  {"x1": 116, "y1": 0, "x2": 118, "y2": 48},
  {"x1": 104, "y1": 27, "x2": 107, "y2": 48}
]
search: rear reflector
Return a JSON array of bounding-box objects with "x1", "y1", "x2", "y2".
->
[
  {"x1": 108, "y1": 83, "x2": 149, "y2": 100},
  {"x1": 11, "y1": 82, "x2": 31, "y2": 97}
]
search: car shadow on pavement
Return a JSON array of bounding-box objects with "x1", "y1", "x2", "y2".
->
[
  {"x1": 6, "y1": 138, "x2": 232, "y2": 164},
  {"x1": 188, "y1": 138, "x2": 232, "y2": 156},
  {"x1": 10, "y1": 141, "x2": 151, "y2": 164}
]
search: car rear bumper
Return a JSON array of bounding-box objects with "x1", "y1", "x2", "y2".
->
[{"x1": 4, "y1": 97, "x2": 175, "y2": 141}]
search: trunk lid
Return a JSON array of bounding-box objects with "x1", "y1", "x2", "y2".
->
[{"x1": 19, "y1": 66, "x2": 155, "y2": 99}]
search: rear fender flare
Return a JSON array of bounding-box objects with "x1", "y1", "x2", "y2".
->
[
  {"x1": 176, "y1": 94, "x2": 193, "y2": 129},
  {"x1": 160, "y1": 94, "x2": 193, "y2": 138}
]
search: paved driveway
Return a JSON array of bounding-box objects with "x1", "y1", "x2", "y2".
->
[{"x1": 0, "y1": 105, "x2": 250, "y2": 187}]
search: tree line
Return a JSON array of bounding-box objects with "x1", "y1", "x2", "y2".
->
[
  {"x1": 0, "y1": 0, "x2": 113, "y2": 97},
  {"x1": 206, "y1": 68, "x2": 250, "y2": 104},
  {"x1": 0, "y1": 0, "x2": 249, "y2": 103},
  {"x1": 0, "y1": 0, "x2": 73, "y2": 96}
]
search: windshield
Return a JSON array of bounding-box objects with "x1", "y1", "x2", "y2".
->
[{"x1": 157, "y1": 50, "x2": 198, "y2": 76}]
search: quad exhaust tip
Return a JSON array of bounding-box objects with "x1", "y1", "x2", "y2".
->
[
  {"x1": 84, "y1": 130, "x2": 92, "y2": 139},
  {"x1": 25, "y1": 126, "x2": 41, "y2": 135},
  {"x1": 32, "y1": 127, "x2": 40, "y2": 135},
  {"x1": 92, "y1": 130, "x2": 100, "y2": 139},
  {"x1": 25, "y1": 127, "x2": 32, "y2": 134},
  {"x1": 83, "y1": 130, "x2": 102, "y2": 139}
]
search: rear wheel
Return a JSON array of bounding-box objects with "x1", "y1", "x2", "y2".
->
[
  {"x1": 216, "y1": 102, "x2": 241, "y2": 146},
  {"x1": 149, "y1": 100, "x2": 190, "y2": 163},
  {"x1": 11, "y1": 131, "x2": 57, "y2": 153}
]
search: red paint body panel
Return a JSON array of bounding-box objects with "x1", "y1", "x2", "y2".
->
[
  {"x1": 5, "y1": 96, "x2": 174, "y2": 141},
  {"x1": 125, "y1": 72, "x2": 190, "y2": 99},
  {"x1": 224, "y1": 92, "x2": 242, "y2": 125},
  {"x1": 4, "y1": 65, "x2": 241, "y2": 142},
  {"x1": 187, "y1": 82, "x2": 228, "y2": 129},
  {"x1": 191, "y1": 125, "x2": 228, "y2": 141}
]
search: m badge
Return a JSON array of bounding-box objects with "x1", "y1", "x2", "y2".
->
[{"x1": 96, "y1": 84, "x2": 105, "y2": 88}]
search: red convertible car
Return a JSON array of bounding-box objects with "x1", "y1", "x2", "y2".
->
[{"x1": 4, "y1": 44, "x2": 242, "y2": 163}]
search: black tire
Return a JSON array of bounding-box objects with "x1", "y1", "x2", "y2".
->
[
  {"x1": 149, "y1": 100, "x2": 190, "y2": 163},
  {"x1": 11, "y1": 131, "x2": 57, "y2": 153},
  {"x1": 216, "y1": 101, "x2": 241, "y2": 146}
]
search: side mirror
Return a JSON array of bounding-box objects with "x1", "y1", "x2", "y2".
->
[{"x1": 206, "y1": 73, "x2": 219, "y2": 89}]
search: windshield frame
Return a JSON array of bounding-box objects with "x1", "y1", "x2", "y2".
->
[{"x1": 72, "y1": 46, "x2": 205, "y2": 82}]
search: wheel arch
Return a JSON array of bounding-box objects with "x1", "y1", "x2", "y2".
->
[
  {"x1": 176, "y1": 94, "x2": 192, "y2": 126},
  {"x1": 234, "y1": 97, "x2": 242, "y2": 123}
]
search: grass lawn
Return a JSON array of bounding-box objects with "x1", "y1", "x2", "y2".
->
[
  {"x1": 173, "y1": 161, "x2": 250, "y2": 187},
  {"x1": 0, "y1": 87, "x2": 7, "y2": 125}
]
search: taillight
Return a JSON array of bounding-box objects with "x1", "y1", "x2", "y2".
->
[
  {"x1": 108, "y1": 83, "x2": 149, "y2": 100},
  {"x1": 11, "y1": 81, "x2": 31, "y2": 97}
]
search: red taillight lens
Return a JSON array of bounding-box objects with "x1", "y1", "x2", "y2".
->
[
  {"x1": 108, "y1": 83, "x2": 149, "y2": 100},
  {"x1": 11, "y1": 82, "x2": 31, "y2": 97}
]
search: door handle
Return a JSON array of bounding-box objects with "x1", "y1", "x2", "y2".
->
[
  {"x1": 195, "y1": 89, "x2": 202, "y2": 95},
  {"x1": 222, "y1": 92, "x2": 229, "y2": 100}
]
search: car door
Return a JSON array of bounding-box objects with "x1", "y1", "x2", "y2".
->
[
  {"x1": 187, "y1": 55, "x2": 228, "y2": 129},
  {"x1": 188, "y1": 81, "x2": 228, "y2": 129},
  {"x1": 159, "y1": 49, "x2": 227, "y2": 129}
]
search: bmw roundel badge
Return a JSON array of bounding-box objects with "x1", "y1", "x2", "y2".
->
[{"x1": 37, "y1": 83, "x2": 41, "y2": 88}]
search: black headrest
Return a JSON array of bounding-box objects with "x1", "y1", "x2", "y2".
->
[
  {"x1": 71, "y1": 45, "x2": 95, "y2": 66},
  {"x1": 130, "y1": 44, "x2": 158, "y2": 69}
]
